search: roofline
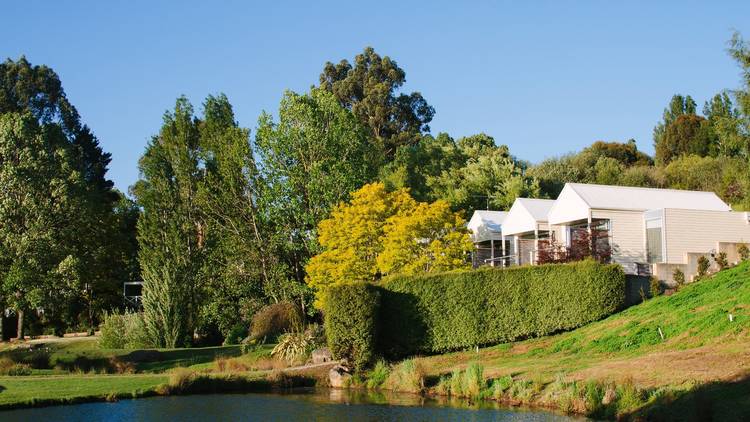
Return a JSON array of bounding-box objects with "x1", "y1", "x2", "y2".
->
[{"x1": 567, "y1": 182, "x2": 728, "y2": 198}]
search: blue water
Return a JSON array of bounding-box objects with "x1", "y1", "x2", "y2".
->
[{"x1": 0, "y1": 389, "x2": 588, "y2": 421}]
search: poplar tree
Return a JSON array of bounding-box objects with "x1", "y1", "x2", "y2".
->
[{"x1": 133, "y1": 98, "x2": 203, "y2": 347}]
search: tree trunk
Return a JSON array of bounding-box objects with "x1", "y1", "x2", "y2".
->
[{"x1": 16, "y1": 309, "x2": 24, "y2": 341}]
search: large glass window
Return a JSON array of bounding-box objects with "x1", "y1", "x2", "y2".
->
[{"x1": 645, "y1": 213, "x2": 664, "y2": 263}]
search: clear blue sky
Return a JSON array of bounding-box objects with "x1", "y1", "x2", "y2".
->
[{"x1": 4, "y1": 1, "x2": 750, "y2": 192}]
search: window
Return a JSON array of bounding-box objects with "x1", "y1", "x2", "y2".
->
[{"x1": 645, "y1": 213, "x2": 664, "y2": 263}]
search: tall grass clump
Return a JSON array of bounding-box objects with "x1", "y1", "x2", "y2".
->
[
  {"x1": 366, "y1": 360, "x2": 390, "y2": 389},
  {"x1": 385, "y1": 358, "x2": 424, "y2": 393},
  {"x1": 461, "y1": 362, "x2": 485, "y2": 399}
]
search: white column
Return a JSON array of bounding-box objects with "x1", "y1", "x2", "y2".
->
[
  {"x1": 501, "y1": 234, "x2": 506, "y2": 267},
  {"x1": 490, "y1": 238, "x2": 495, "y2": 267}
]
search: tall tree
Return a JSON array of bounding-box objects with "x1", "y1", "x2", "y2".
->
[
  {"x1": 0, "y1": 57, "x2": 124, "y2": 334},
  {"x1": 195, "y1": 94, "x2": 286, "y2": 337},
  {"x1": 133, "y1": 98, "x2": 203, "y2": 347},
  {"x1": 255, "y1": 89, "x2": 379, "y2": 284},
  {"x1": 653, "y1": 94, "x2": 697, "y2": 156},
  {"x1": 655, "y1": 114, "x2": 714, "y2": 164},
  {"x1": 319, "y1": 47, "x2": 435, "y2": 158},
  {"x1": 703, "y1": 92, "x2": 746, "y2": 157},
  {"x1": 0, "y1": 113, "x2": 87, "y2": 338}
]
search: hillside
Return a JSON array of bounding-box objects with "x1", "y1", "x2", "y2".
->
[{"x1": 414, "y1": 261, "x2": 750, "y2": 419}]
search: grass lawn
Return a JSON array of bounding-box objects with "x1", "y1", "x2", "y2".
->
[{"x1": 0, "y1": 374, "x2": 167, "y2": 407}]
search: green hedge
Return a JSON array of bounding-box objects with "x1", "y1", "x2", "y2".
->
[
  {"x1": 323, "y1": 283, "x2": 380, "y2": 370},
  {"x1": 325, "y1": 260, "x2": 625, "y2": 363},
  {"x1": 378, "y1": 260, "x2": 625, "y2": 357}
]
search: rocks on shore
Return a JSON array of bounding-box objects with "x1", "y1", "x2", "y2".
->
[{"x1": 328, "y1": 364, "x2": 351, "y2": 388}]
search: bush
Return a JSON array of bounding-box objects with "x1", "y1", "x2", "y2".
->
[
  {"x1": 99, "y1": 311, "x2": 150, "y2": 349},
  {"x1": 324, "y1": 283, "x2": 380, "y2": 370},
  {"x1": 649, "y1": 277, "x2": 662, "y2": 298},
  {"x1": 0, "y1": 358, "x2": 32, "y2": 376},
  {"x1": 271, "y1": 325, "x2": 324, "y2": 365},
  {"x1": 461, "y1": 362, "x2": 485, "y2": 400},
  {"x1": 223, "y1": 324, "x2": 248, "y2": 346},
  {"x1": 377, "y1": 260, "x2": 625, "y2": 357},
  {"x1": 249, "y1": 302, "x2": 302, "y2": 342},
  {"x1": 673, "y1": 268, "x2": 685, "y2": 288},
  {"x1": 738, "y1": 244, "x2": 749, "y2": 261},
  {"x1": 715, "y1": 252, "x2": 728, "y2": 270},
  {"x1": 697, "y1": 256, "x2": 710, "y2": 279}
]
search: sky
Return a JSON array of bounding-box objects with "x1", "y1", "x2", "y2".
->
[{"x1": 4, "y1": 1, "x2": 750, "y2": 192}]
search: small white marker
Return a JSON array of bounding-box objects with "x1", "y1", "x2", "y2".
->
[{"x1": 729, "y1": 314, "x2": 734, "y2": 322}]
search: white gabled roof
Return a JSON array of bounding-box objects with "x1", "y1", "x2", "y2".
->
[
  {"x1": 467, "y1": 210, "x2": 507, "y2": 243},
  {"x1": 548, "y1": 183, "x2": 731, "y2": 225},
  {"x1": 501, "y1": 198, "x2": 555, "y2": 236}
]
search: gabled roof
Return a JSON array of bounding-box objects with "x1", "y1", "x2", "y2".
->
[
  {"x1": 467, "y1": 210, "x2": 507, "y2": 242},
  {"x1": 566, "y1": 183, "x2": 731, "y2": 212},
  {"x1": 501, "y1": 198, "x2": 555, "y2": 236},
  {"x1": 548, "y1": 183, "x2": 731, "y2": 225}
]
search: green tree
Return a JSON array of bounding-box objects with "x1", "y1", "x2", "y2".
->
[
  {"x1": 655, "y1": 114, "x2": 715, "y2": 165},
  {"x1": 133, "y1": 97, "x2": 203, "y2": 347},
  {"x1": 703, "y1": 92, "x2": 747, "y2": 157},
  {"x1": 195, "y1": 94, "x2": 288, "y2": 337},
  {"x1": 0, "y1": 57, "x2": 124, "y2": 334},
  {"x1": 379, "y1": 133, "x2": 463, "y2": 202},
  {"x1": 653, "y1": 94, "x2": 697, "y2": 159},
  {"x1": 0, "y1": 113, "x2": 88, "y2": 338},
  {"x1": 255, "y1": 89, "x2": 379, "y2": 284},
  {"x1": 431, "y1": 141, "x2": 540, "y2": 212},
  {"x1": 319, "y1": 47, "x2": 435, "y2": 158}
]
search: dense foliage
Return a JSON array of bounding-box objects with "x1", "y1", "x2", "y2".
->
[
  {"x1": 0, "y1": 58, "x2": 135, "y2": 338},
  {"x1": 323, "y1": 283, "x2": 380, "y2": 370},
  {"x1": 325, "y1": 261, "x2": 625, "y2": 363},
  {"x1": 379, "y1": 260, "x2": 625, "y2": 357},
  {"x1": 305, "y1": 183, "x2": 472, "y2": 308}
]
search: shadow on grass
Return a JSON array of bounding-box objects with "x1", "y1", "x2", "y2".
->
[
  {"x1": 129, "y1": 346, "x2": 243, "y2": 372},
  {"x1": 625, "y1": 374, "x2": 750, "y2": 422}
]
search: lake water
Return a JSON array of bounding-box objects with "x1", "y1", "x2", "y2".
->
[{"x1": 1, "y1": 389, "x2": 589, "y2": 421}]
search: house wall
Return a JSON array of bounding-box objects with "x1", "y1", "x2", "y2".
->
[
  {"x1": 591, "y1": 209, "x2": 647, "y2": 271},
  {"x1": 663, "y1": 209, "x2": 750, "y2": 264}
]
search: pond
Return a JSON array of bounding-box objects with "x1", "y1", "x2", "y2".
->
[{"x1": 1, "y1": 389, "x2": 590, "y2": 421}]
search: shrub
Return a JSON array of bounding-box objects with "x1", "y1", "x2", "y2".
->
[
  {"x1": 649, "y1": 277, "x2": 662, "y2": 298},
  {"x1": 223, "y1": 324, "x2": 248, "y2": 346},
  {"x1": 271, "y1": 325, "x2": 323, "y2": 365},
  {"x1": 738, "y1": 243, "x2": 749, "y2": 261},
  {"x1": 449, "y1": 369, "x2": 463, "y2": 396},
  {"x1": 715, "y1": 252, "x2": 728, "y2": 270},
  {"x1": 0, "y1": 358, "x2": 32, "y2": 376},
  {"x1": 99, "y1": 311, "x2": 150, "y2": 349},
  {"x1": 385, "y1": 358, "x2": 424, "y2": 393},
  {"x1": 672, "y1": 268, "x2": 685, "y2": 288},
  {"x1": 249, "y1": 302, "x2": 302, "y2": 342},
  {"x1": 324, "y1": 283, "x2": 380, "y2": 370},
  {"x1": 377, "y1": 260, "x2": 625, "y2": 357},
  {"x1": 697, "y1": 256, "x2": 710, "y2": 279}
]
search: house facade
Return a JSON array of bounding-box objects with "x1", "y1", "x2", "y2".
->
[{"x1": 468, "y1": 183, "x2": 750, "y2": 284}]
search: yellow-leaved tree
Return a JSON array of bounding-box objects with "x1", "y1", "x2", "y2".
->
[{"x1": 306, "y1": 182, "x2": 472, "y2": 308}]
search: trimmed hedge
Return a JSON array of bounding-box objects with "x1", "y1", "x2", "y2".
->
[
  {"x1": 325, "y1": 260, "x2": 625, "y2": 363},
  {"x1": 379, "y1": 260, "x2": 625, "y2": 357},
  {"x1": 323, "y1": 283, "x2": 380, "y2": 370}
]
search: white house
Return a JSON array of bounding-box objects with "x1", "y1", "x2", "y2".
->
[
  {"x1": 468, "y1": 183, "x2": 750, "y2": 284},
  {"x1": 500, "y1": 198, "x2": 555, "y2": 265},
  {"x1": 467, "y1": 210, "x2": 509, "y2": 267},
  {"x1": 547, "y1": 183, "x2": 740, "y2": 279}
]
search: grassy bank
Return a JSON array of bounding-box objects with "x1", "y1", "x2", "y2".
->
[
  {"x1": 0, "y1": 336, "x2": 327, "y2": 410},
  {"x1": 359, "y1": 262, "x2": 750, "y2": 420}
]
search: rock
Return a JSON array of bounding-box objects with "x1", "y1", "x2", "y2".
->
[
  {"x1": 328, "y1": 364, "x2": 351, "y2": 388},
  {"x1": 311, "y1": 347, "x2": 332, "y2": 364}
]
